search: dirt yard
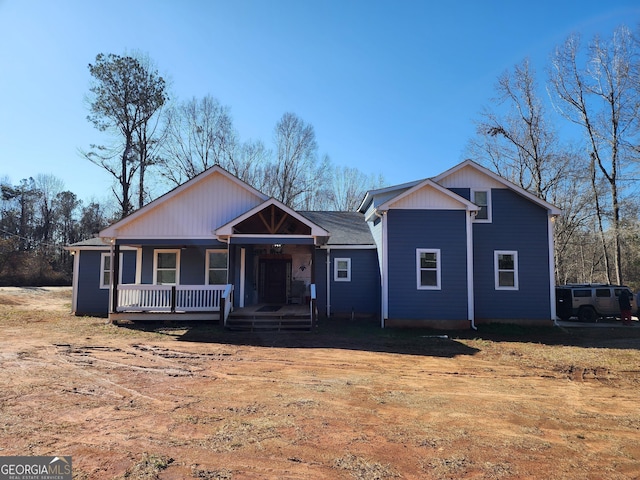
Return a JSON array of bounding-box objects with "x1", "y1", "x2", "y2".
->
[{"x1": 0, "y1": 287, "x2": 639, "y2": 479}]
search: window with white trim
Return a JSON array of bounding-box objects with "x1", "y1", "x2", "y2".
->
[
  {"x1": 206, "y1": 249, "x2": 228, "y2": 284},
  {"x1": 495, "y1": 251, "x2": 518, "y2": 290},
  {"x1": 472, "y1": 189, "x2": 491, "y2": 222},
  {"x1": 416, "y1": 249, "x2": 441, "y2": 290},
  {"x1": 334, "y1": 258, "x2": 351, "y2": 282},
  {"x1": 154, "y1": 249, "x2": 180, "y2": 285},
  {"x1": 100, "y1": 252, "x2": 125, "y2": 288},
  {"x1": 100, "y1": 252, "x2": 111, "y2": 289}
]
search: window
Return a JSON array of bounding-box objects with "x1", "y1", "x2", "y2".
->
[
  {"x1": 416, "y1": 249, "x2": 441, "y2": 290},
  {"x1": 100, "y1": 253, "x2": 111, "y2": 289},
  {"x1": 573, "y1": 289, "x2": 591, "y2": 298},
  {"x1": 595, "y1": 288, "x2": 611, "y2": 297},
  {"x1": 495, "y1": 251, "x2": 518, "y2": 290},
  {"x1": 206, "y1": 249, "x2": 228, "y2": 284},
  {"x1": 472, "y1": 190, "x2": 491, "y2": 222},
  {"x1": 154, "y1": 249, "x2": 180, "y2": 285},
  {"x1": 334, "y1": 258, "x2": 351, "y2": 282}
]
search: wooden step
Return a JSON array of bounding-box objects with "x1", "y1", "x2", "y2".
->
[{"x1": 225, "y1": 316, "x2": 313, "y2": 332}]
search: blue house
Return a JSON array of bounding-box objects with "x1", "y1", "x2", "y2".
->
[{"x1": 66, "y1": 160, "x2": 560, "y2": 329}]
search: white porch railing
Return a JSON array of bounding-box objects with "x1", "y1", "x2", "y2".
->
[{"x1": 116, "y1": 284, "x2": 233, "y2": 317}]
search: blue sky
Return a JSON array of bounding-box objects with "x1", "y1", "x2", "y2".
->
[{"x1": 1, "y1": 0, "x2": 639, "y2": 205}]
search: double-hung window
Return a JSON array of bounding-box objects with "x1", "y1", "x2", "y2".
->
[
  {"x1": 472, "y1": 190, "x2": 491, "y2": 222},
  {"x1": 416, "y1": 249, "x2": 441, "y2": 290},
  {"x1": 334, "y1": 258, "x2": 351, "y2": 282},
  {"x1": 495, "y1": 251, "x2": 518, "y2": 290},
  {"x1": 206, "y1": 249, "x2": 228, "y2": 284},
  {"x1": 154, "y1": 249, "x2": 180, "y2": 285},
  {"x1": 100, "y1": 252, "x2": 125, "y2": 288},
  {"x1": 100, "y1": 253, "x2": 112, "y2": 289}
]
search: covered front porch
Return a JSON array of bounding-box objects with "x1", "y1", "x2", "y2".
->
[{"x1": 108, "y1": 200, "x2": 328, "y2": 329}]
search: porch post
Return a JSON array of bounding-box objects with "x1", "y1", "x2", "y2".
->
[
  {"x1": 111, "y1": 244, "x2": 120, "y2": 315},
  {"x1": 239, "y1": 247, "x2": 246, "y2": 308}
]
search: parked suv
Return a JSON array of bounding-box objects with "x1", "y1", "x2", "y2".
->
[{"x1": 556, "y1": 284, "x2": 637, "y2": 322}]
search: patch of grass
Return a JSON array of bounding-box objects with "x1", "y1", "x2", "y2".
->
[
  {"x1": 205, "y1": 418, "x2": 282, "y2": 452},
  {"x1": 123, "y1": 453, "x2": 173, "y2": 479},
  {"x1": 191, "y1": 466, "x2": 233, "y2": 479},
  {"x1": 425, "y1": 454, "x2": 473, "y2": 477},
  {"x1": 334, "y1": 453, "x2": 400, "y2": 479}
]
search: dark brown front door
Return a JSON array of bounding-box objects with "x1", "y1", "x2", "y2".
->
[{"x1": 259, "y1": 259, "x2": 289, "y2": 304}]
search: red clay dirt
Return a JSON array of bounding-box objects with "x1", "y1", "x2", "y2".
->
[{"x1": 0, "y1": 287, "x2": 639, "y2": 479}]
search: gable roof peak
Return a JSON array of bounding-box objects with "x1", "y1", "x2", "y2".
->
[
  {"x1": 100, "y1": 164, "x2": 269, "y2": 238},
  {"x1": 433, "y1": 159, "x2": 561, "y2": 215}
]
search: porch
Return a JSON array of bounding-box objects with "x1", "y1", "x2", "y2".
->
[
  {"x1": 109, "y1": 284, "x2": 317, "y2": 331},
  {"x1": 109, "y1": 284, "x2": 234, "y2": 323}
]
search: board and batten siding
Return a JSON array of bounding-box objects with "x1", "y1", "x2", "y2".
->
[
  {"x1": 386, "y1": 209, "x2": 469, "y2": 321},
  {"x1": 114, "y1": 171, "x2": 265, "y2": 239},
  {"x1": 473, "y1": 189, "x2": 551, "y2": 320}
]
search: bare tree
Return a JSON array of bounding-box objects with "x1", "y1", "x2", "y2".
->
[
  {"x1": 549, "y1": 27, "x2": 640, "y2": 284},
  {"x1": 329, "y1": 165, "x2": 385, "y2": 211},
  {"x1": 159, "y1": 96, "x2": 235, "y2": 186},
  {"x1": 34, "y1": 174, "x2": 64, "y2": 246},
  {"x1": 264, "y1": 112, "x2": 321, "y2": 209},
  {"x1": 471, "y1": 58, "x2": 570, "y2": 200},
  {"x1": 84, "y1": 53, "x2": 167, "y2": 218},
  {"x1": 226, "y1": 138, "x2": 270, "y2": 187},
  {"x1": 469, "y1": 58, "x2": 591, "y2": 283}
]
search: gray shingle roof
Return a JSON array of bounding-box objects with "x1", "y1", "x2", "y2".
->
[
  {"x1": 300, "y1": 211, "x2": 375, "y2": 246},
  {"x1": 67, "y1": 237, "x2": 109, "y2": 248},
  {"x1": 68, "y1": 213, "x2": 375, "y2": 248}
]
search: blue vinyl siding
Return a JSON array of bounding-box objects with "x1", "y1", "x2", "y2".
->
[
  {"x1": 76, "y1": 250, "x2": 109, "y2": 315},
  {"x1": 387, "y1": 209, "x2": 468, "y2": 320},
  {"x1": 314, "y1": 249, "x2": 381, "y2": 317},
  {"x1": 314, "y1": 249, "x2": 328, "y2": 314},
  {"x1": 473, "y1": 189, "x2": 551, "y2": 320},
  {"x1": 330, "y1": 249, "x2": 380, "y2": 316},
  {"x1": 76, "y1": 249, "x2": 136, "y2": 316},
  {"x1": 181, "y1": 247, "x2": 207, "y2": 284},
  {"x1": 140, "y1": 245, "x2": 228, "y2": 285}
]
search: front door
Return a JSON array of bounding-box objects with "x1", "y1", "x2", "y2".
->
[{"x1": 259, "y1": 258, "x2": 290, "y2": 304}]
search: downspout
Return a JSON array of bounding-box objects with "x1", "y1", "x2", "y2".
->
[
  {"x1": 326, "y1": 246, "x2": 331, "y2": 317},
  {"x1": 108, "y1": 238, "x2": 116, "y2": 318},
  {"x1": 549, "y1": 214, "x2": 559, "y2": 327},
  {"x1": 239, "y1": 247, "x2": 246, "y2": 308},
  {"x1": 466, "y1": 211, "x2": 477, "y2": 330},
  {"x1": 376, "y1": 210, "x2": 387, "y2": 329},
  {"x1": 70, "y1": 249, "x2": 79, "y2": 314}
]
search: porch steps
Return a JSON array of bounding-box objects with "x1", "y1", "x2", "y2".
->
[{"x1": 225, "y1": 314, "x2": 313, "y2": 332}]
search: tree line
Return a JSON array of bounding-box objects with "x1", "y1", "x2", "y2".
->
[
  {"x1": 0, "y1": 52, "x2": 383, "y2": 285},
  {"x1": 3, "y1": 24, "x2": 640, "y2": 288},
  {"x1": 0, "y1": 174, "x2": 111, "y2": 285}
]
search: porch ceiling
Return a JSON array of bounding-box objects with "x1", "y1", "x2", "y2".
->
[
  {"x1": 234, "y1": 204, "x2": 311, "y2": 235},
  {"x1": 216, "y1": 198, "x2": 330, "y2": 239}
]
